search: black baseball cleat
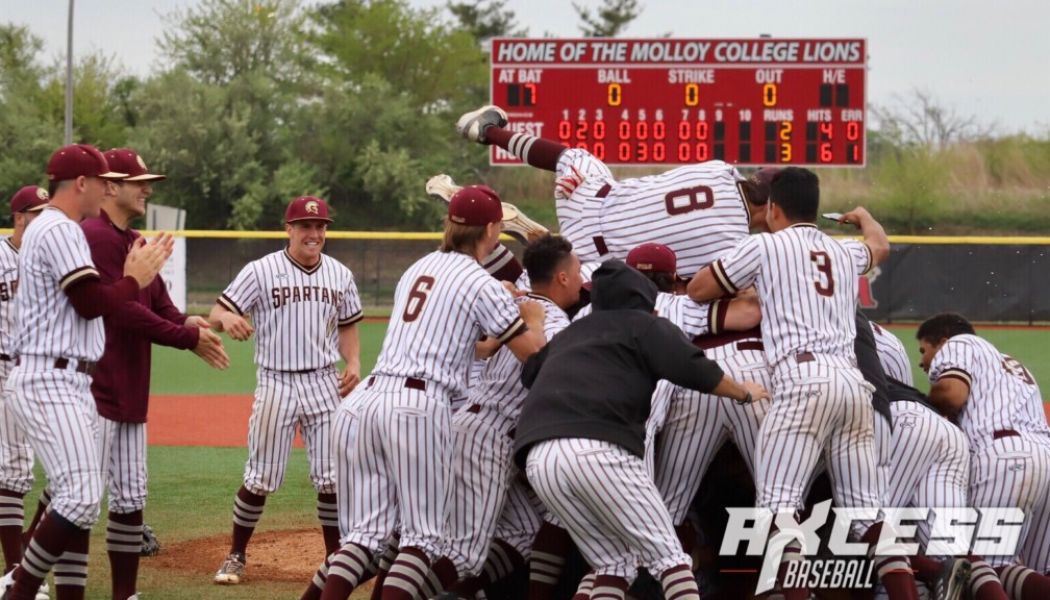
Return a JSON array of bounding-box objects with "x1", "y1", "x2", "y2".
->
[
  {"x1": 933, "y1": 557, "x2": 971, "y2": 600},
  {"x1": 456, "y1": 105, "x2": 508, "y2": 144}
]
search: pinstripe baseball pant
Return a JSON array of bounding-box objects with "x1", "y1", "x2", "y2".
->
[
  {"x1": 96, "y1": 418, "x2": 147, "y2": 513},
  {"x1": 445, "y1": 407, "x2": 540, "y2": 578},
  {"x1": 526, "y1": 438, "x2": 690, "y2": 580},
  {"x1": 884, "y1": 401, "x2": 970, "y2": 549},
  {"x1": 244, "y1": 367, "x2": 341, "y2": 495},
  {"x1": 7, "y1": 358, "x2": 101, "y2": 528},
  {"x1": 335, "y1": 375, "x2": 454, "y2": 560},
  {"x1": 756, "y1": 359, "x2": 879, "y2": 539},
  {"x1": 0, "y1": 361, "x2": 34, "y2": 495},
  {"x1": 654, "y1": 344, "x2": 771, "y2": 524},
  {"x1": 970, "y1": 436, "x2": 1050, "y2": 570}
]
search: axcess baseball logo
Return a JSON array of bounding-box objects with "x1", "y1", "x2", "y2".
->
[{"x1": 720, "y1": 500, "x2": 1024, "y2": 593}]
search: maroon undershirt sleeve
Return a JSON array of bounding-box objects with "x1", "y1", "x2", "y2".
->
[{"x1": 64, "y1": 275, "x2": 140, "y2": 320}]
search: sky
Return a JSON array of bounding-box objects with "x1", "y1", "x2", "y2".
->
[{"x1": 3, "y1": 0, "x2": 1047, "y2": 134}]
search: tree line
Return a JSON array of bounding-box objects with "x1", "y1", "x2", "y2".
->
[{"x1": 0, "y1": 0, "x2": 641, "y2": 229}]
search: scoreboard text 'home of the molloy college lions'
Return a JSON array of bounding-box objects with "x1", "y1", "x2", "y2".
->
[{"x1": 489, "y1": 38, "x2": 867, "y2": 167}]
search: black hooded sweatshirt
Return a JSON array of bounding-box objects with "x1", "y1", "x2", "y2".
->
[{"x1": 513, "y1": 259, "x2": 727, "y2": 468}]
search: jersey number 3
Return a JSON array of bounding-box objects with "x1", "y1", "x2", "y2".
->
[
  {"x1": 402, "y1": 276, "x2": 435, "y2": 322},
  {"x1": 810, "y1": 251, "x2": 835, "y2": 297}
]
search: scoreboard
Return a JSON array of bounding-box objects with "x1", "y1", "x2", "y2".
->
[{"x1": 489, "y1": 38, "x2": 867, "y2": 167}]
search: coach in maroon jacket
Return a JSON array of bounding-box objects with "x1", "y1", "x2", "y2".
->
[{"x1": 81, "y1": 148, "x2": 229, "y2": 600}]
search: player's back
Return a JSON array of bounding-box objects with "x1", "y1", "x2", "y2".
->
[
  {"x1": 931, "y1": 334, "x2": 1050, "y2": 448},
  {"x1": 373, "y1": 250, "x2": 523, "y2": 398},
  {"x1": 870, "y1": 321, "x2": 914, "y2": 385},
  {"x1": 733, "y1": 225, "x2": 867, "y2": 370},
  {"x1": 600, "y1": 160, "x2": 750, "y2": 275},
  {"x1": 467, "y1": 295, "x2": 569, "y2": 424}
]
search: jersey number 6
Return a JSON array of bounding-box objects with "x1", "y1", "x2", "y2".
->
[
  {"x1": 402, "y1": 276, "x2": 436, "y2": 322},
  {"x1": 810, "y1": 251, "x2": 835, "y2": 297}
]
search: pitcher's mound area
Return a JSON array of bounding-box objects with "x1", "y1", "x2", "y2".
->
[{"x1": 153, "y1": 528, "x2": 371, "y2": 592}]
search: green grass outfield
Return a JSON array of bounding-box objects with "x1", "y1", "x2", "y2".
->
[{"x1": 40, "y1": 324, "x2": 1047, "y2": 598}]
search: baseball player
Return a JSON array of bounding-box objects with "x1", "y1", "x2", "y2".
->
[
  {"x1": 0, "y1": 187, "x2": 48, "y2": 580},
  {"x1": 443, "y1": 234, "x2": 580, "y2": 597},
  {"x1": 686, "y1": 167, "x2": 924, "y2": 599},
  {"x1": 0, "y1": 144, "x2": 171, "y2": 600},
  {"x1": 514, "y1": 259, "x2": 769, "y2": 600},
  {"x1": 208, "y1": 196, "x2": 363, "y2": 585},
  {"x1": 919, "y1": 313, "x2": 1050, "y2": 599},
  {"x1": 860, "y1": 316, "x2": 1010, "y2": 600},
  {"x1": 311, "y1": 185, "x2": 546, "y2": 600},
  {"x1": 81, "y1": 148, "x2": 230, "y2": 600},
  {"x1": 455, "y1": 105, "x2": 777, "y2": 278}
]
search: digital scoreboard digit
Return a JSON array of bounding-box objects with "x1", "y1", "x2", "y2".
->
[{"x1": 489, "y1": 38, "x2": 866, "y2": 167}]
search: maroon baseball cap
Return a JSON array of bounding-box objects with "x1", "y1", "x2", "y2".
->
[
  {"x1": 744, "y1": 167, "x2": 782, "y2": 205},
  {"x1": 627, "y1": 243, "x2": 677, "y2": 274},
  {"x1": 46, "y1": 144, "x2": 127, "y2": 182},
  {"x1": 10, "y1": 186, "x2": 49, "y2": 214},
  {"x1": 449, "y1": 185, "x2": 503, "y2": 226},
  {"x1": 103, "y1": 148, "x2": 166, "y2": 182},
  {"x1": 285, "y1": 196, "x2": 333, "y2": 223}
]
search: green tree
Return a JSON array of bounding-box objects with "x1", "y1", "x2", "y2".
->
[
  {"x1": 0, "y1": 25, "x2": 59, "y2": 217},
  {"x1": 573, "y1": 0, "x2": 641, "y2": 37},
  {"x1": 447, "y1": 0, "x2": 526, "y2": 40},
  {"x1": 301, "y1": 0, "x2": 493, "y2": 228},
  {"x1": 132, "y1": 0, "x2": 324, "y2": 229}
]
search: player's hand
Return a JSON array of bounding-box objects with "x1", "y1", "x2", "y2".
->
[
  {"x1": 185, "y1": 315, "x2": 210, "y2": 328},
  {"x1": 838, "y1": 207, "x2": 874, "y2": 229},
  {"x1": 518, "y1": 299, "x2": 545, "y2": 325},
  {"x1": 192, "y1": 327, "x2": 230, "y2": 370},
  {"x1": 338, "y1": 366, "x2": 361, "y2": 397},
  {"x1": 124, "y1": 233, "x2": 174, "y2": 288},
  {"x1": 554, "y1": 166, "x2": 585, "y2": 200},
  {"x1": 738, "y1": 381, "x2": 770, "y2": 404},
  {"x1": 220, "y1": 312, "x2": 254, "y2": 341},
  {"x1": 502, "y1": 281, "x2": 526, "y2": 298}
]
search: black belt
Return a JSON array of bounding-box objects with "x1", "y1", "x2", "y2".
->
[
  {"x1": 15, "y1": 356, "x2": 96, "y2": 376},
  {"x1": 367, "y1": 376, "x2": 427, "y2": 391},
  {"x1": 0, "y1": 354, "x2": 11, "y2": 362},
  {"x1": 795, "y1": 352, "x2": 816, "y2": 363},
  {"x1": 993, "y1": 429, "x2": 1020, "y2": 440},
  {"x1": 737, "y1": 341, "x2": 765, "y2": 352}
]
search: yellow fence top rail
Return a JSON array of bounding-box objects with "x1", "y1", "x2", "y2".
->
[{"x1": 1, "y1": 229, "x2": 1048, "y2": 244}]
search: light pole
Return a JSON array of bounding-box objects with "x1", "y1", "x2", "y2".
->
[{"x1": 64, "y1": 0, "x2": 74, "y2": 144}]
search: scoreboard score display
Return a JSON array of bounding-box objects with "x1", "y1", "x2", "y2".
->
[{"x1": 489, "y1": 38, "x2": 867, "y2": 167}]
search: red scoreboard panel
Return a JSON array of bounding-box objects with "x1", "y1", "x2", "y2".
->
[{"x1": 489, "y1": 38, "x2": 866, "y2": 167}]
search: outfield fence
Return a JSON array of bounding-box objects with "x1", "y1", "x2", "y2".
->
[{"x1": 58, "y1": 230, "x2": 1050, "y2": 323}]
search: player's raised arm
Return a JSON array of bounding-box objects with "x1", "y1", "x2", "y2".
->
[{"x1": 839, "y1": 206, "x2": 890, "y2": 268}]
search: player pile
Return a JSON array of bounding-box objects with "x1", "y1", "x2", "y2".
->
[{"x1": 2, "y1": 107, "x2": 1049, "y2": 600}]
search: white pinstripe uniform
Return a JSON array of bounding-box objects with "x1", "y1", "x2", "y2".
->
[
  {"x1": 928, "y1": 334, "x2": 1050, "y2": 569},
  {"x1": 871, "y1": 322, "x2": 969, "y2": 548},
  {"x1": 217, "y1": 249, "x2": 362, "y2": 496},
  {"x1": 871, "y1": 322, "x2": 914, "y2": 385},
  {"x1": 712, "y1": 224, "x2": 878, "y2": 535},
  {"x1": 555, "y1": 151, "x2": 750, "y2": 277},
  {"x1": 7, "y1": 208, "x2": 105, "y2": 529},
  {"x1": 0, "y1": 239, "x2": 34, "y2": 498},
  {"x1": 335, "y1": 250, "x2": 525, "y2": 560},
  {"x1": 445, "y1": 294, "x2": 569, "y2": 578}
]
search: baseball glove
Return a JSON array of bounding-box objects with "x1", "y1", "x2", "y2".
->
[{"x1": 141, "y1": 524, "x2": 161, "y2": 557}]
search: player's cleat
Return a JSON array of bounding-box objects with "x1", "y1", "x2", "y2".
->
[
  {"x1": 34, "y1": 581, "x2": 49, "y2": 600},
  {"x1": 500, "y1": 201, "x2": 549, "y2": 244},
  {"x1": 426, "y1": 174, "x2": 461, "y2": 204},
  {"x1": 456, "y1": 105, "x2": 508, "y2": 144},
  {"x1": 0, "y1": 572, "x2": 49, "y2": 600},
  {"x1": 933, "y1": 557, "x2": 971, "y2": 600},
  {"x1": 213, "y1": 551, "x2": 247, "y2": 585}
]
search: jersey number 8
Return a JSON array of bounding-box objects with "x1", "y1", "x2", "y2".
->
[{"x1": 402, "y1": 276, "x2": 435, "y2": 322}]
